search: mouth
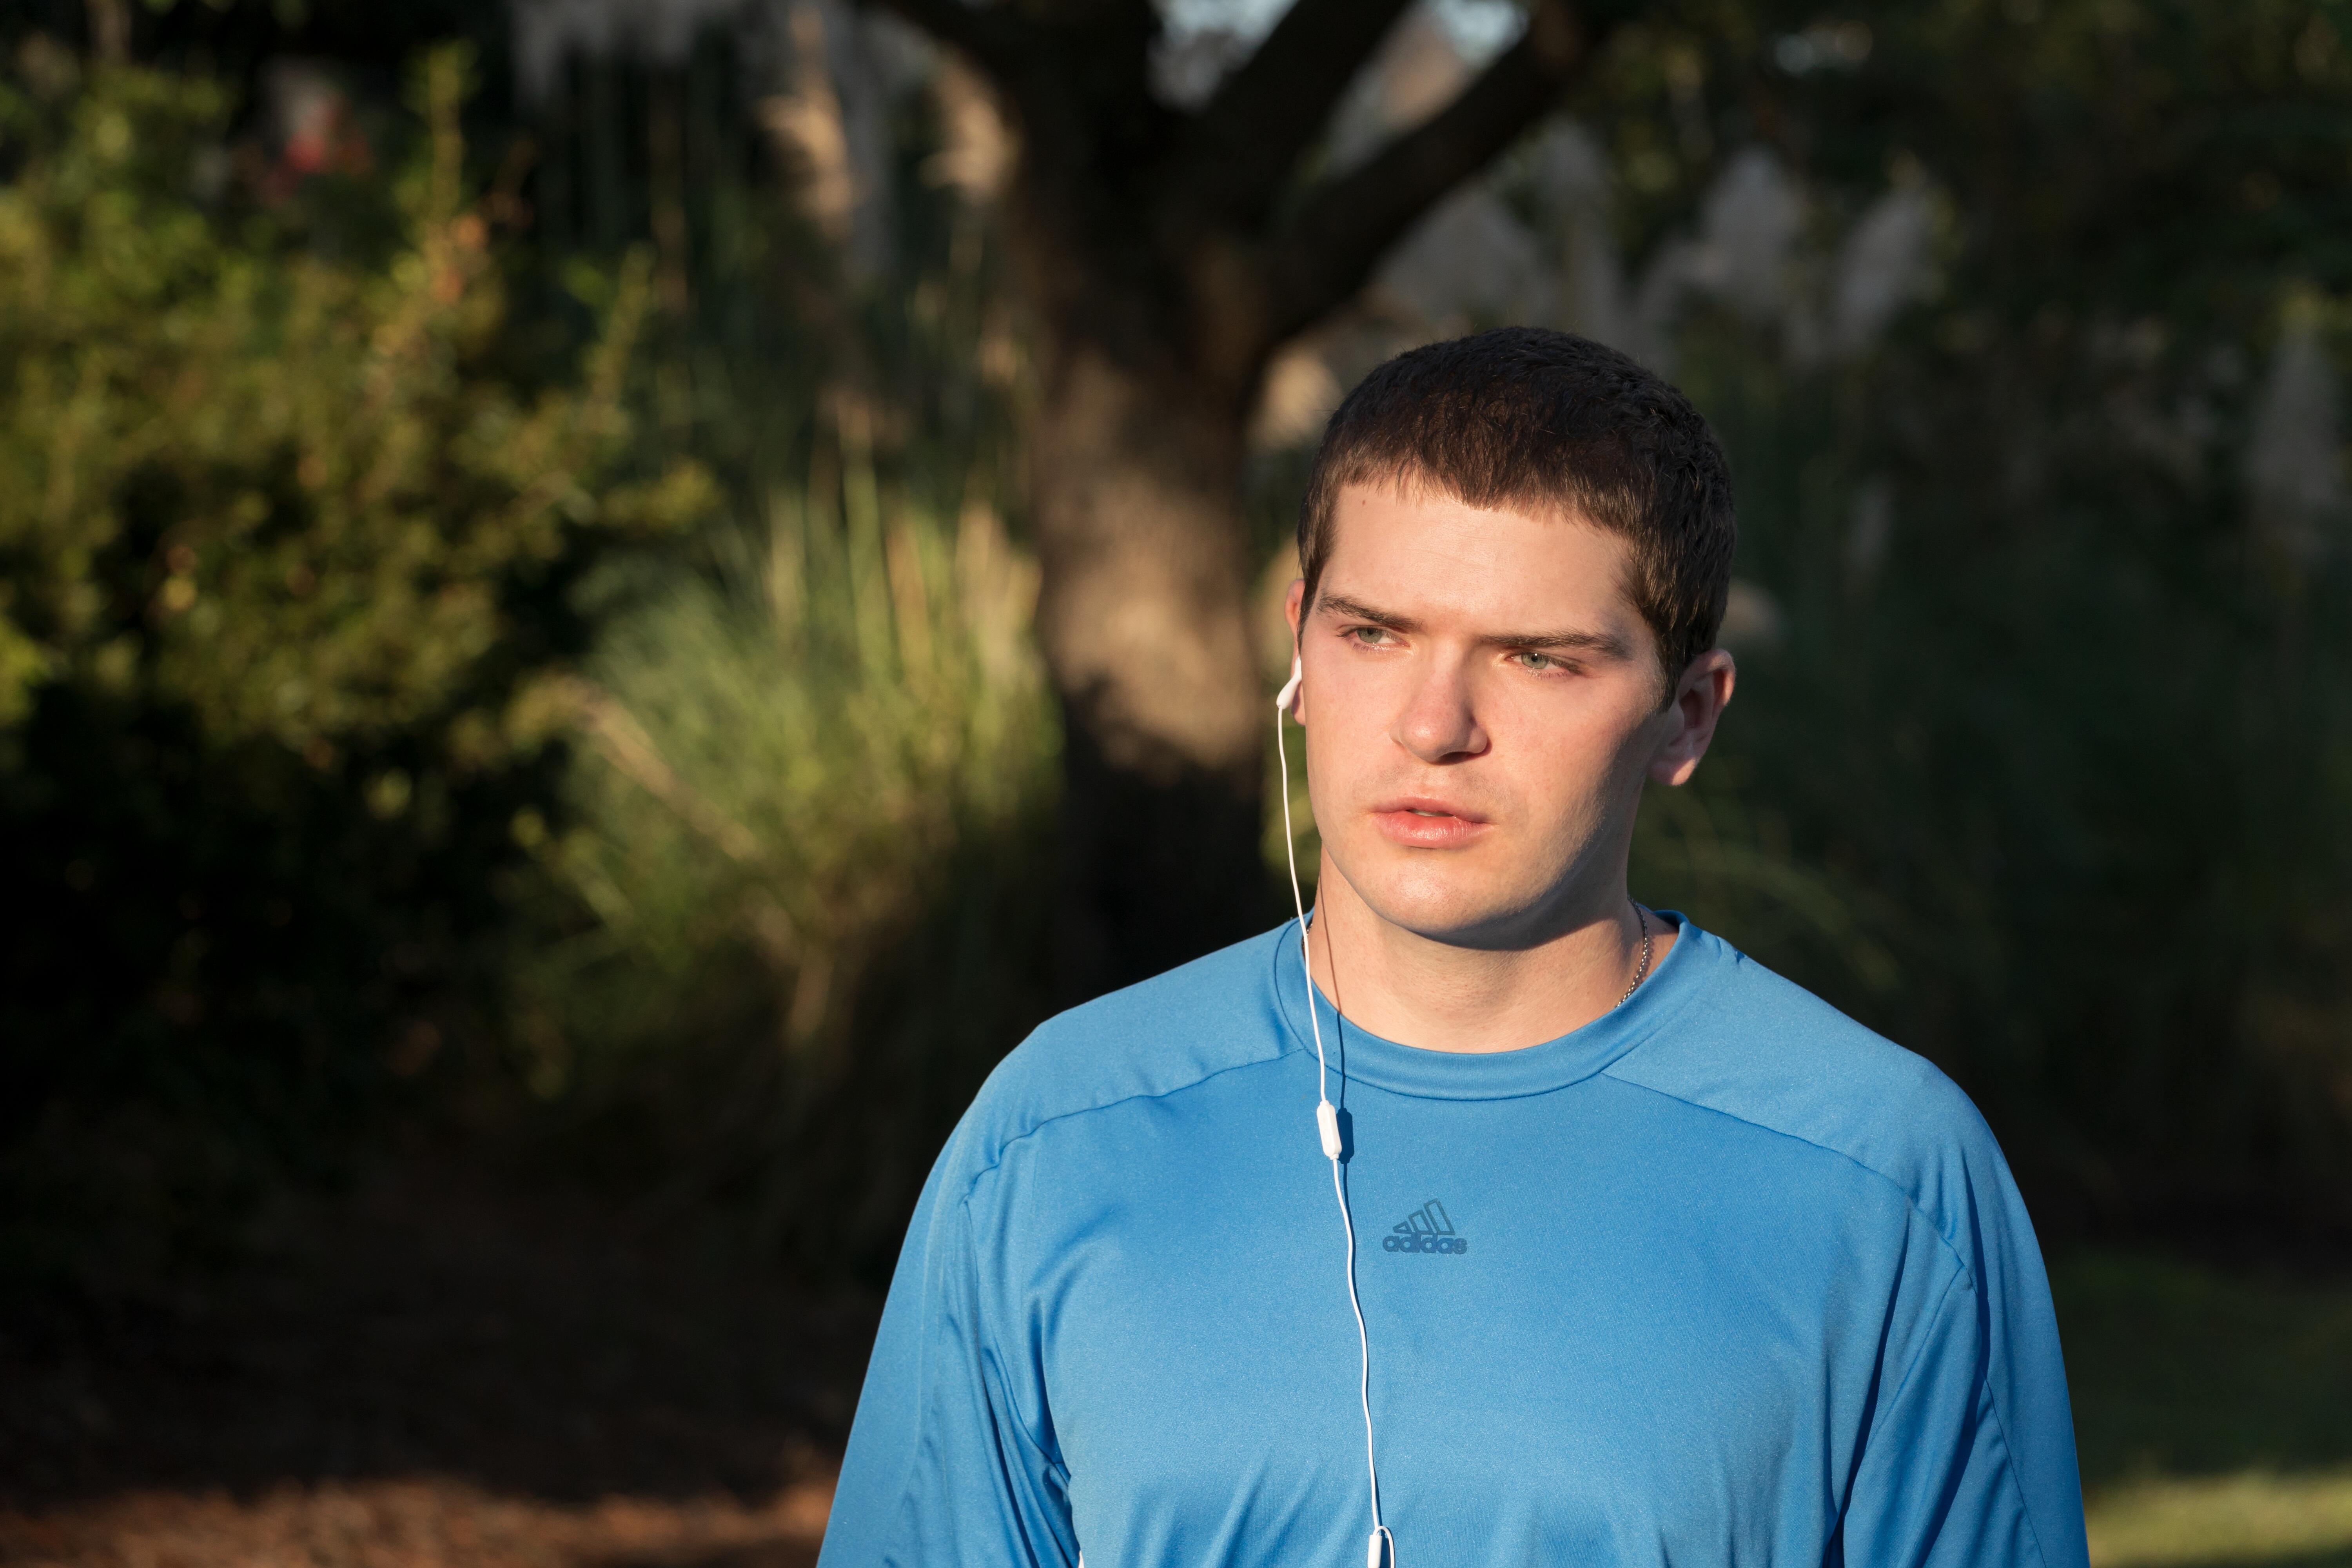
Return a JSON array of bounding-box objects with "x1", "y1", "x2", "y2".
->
[{"x1": 1370, "y1": 796, "x2": 1492, "y2": 849}]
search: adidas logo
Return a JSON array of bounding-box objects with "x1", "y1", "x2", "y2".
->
[{"x1": 1381, "y1": 1199, "x2": 1468, "y2": 1255}]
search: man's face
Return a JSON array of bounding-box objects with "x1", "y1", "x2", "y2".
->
[{"x1": 1287, "y1": 481, "x2": 1726, "y2": 949}]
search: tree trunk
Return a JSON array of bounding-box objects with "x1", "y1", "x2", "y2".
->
[
  {"x1": 1027, "y1": 336, "x2": 1273, "y2": 998},
  {"x1": 868, "y1": 0, "x2": 1610, "y2": 998}
]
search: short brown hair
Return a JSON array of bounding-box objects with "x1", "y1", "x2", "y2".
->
[{"x1": 1298, "y1": 327, "x2": 1737, "y2": 686}]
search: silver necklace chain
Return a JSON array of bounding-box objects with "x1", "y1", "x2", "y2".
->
[{"x1": 1615, "y1": 900, "x2": 1652, "y2": 1009}]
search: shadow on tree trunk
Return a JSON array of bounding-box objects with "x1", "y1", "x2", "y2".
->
[{"x1": 1054, "y1": 718, "x2": 1277, "y2": 1000}]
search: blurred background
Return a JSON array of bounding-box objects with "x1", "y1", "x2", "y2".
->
[{"x1": 2, "y1": 0, "x2": 2349, "y2": 1563}]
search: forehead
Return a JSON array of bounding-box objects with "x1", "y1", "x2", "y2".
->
[{"x1": 1317, "y1": 480, "x2": 1640, "y2": 625}]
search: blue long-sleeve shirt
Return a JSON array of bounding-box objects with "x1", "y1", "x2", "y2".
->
[{"x1": 819, "y1": 917, "x2": 2091, "y2": 1568}]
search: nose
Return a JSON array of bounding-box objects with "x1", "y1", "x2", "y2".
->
[{"x1": 1391, "y1": 655, "x2": 1488, "y2": 764}]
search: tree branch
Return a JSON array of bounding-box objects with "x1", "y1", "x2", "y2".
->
[
  {"x1": 862, "y1": 0, "x2": 1033, "y2": 89},
  {"x1": 1022, "y1": 0, "x2": 1156, "y2": 24},
  {"x1": 1176, "y1": 0, "x2": 1417, "y2": 225},
  {"x1": 865, "y1": 0, "x2": 1171, "y2": 223},
  {"x1": 1258, "y1": 0, "x2": 1613, "y2": 346}
]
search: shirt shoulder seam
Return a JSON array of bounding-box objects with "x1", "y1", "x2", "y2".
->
[
  {"x1": 1608, "y1": 1070, "x2": 2065, "y2": 1568},
  {"x1": 1860, "y1": 1259, "x2": 1970, "y2": 1474},
  {"x1": 1979, "y1": 1336, "x2": 2061, "y2": 1568},
  {"x1": 1599, "y1": 1067, "x2": 1979, "y2": 1288},
  {"x1": 944, "y1": 1035, "x2": 1308, "y2": 1490},
  {"x1": 948, "y1": 1186, "x2": 1070, "y2": 1488},
  {"x1": 954, "y1": 1044, "x2": 1305, "y2": 1205}
]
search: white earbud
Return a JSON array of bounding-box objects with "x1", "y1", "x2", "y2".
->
[
  {"x1": 1272, "y1": 647, "x2": 1392, "y2": 1568},
  {"x1": 1275, "y1": 652, "x2": 1303, "y2": 717}
]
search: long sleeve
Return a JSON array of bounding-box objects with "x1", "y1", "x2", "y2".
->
[
  {"x1": 817, "y1": 1144, "x2": 1076, "y2": 1568},
  {"x1": 1837, "y1": 1197, "x2": 2091, "y2": 1568}
]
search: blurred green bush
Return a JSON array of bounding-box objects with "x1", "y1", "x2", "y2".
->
[{"x1": 0, "y1": 43, "x2": 710, "y2": 1279}]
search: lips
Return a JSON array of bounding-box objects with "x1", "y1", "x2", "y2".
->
[{"x1": 1370, "y1": 796, "x2": 1492, "y2": 849}]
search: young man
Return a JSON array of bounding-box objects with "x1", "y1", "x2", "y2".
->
[{"x1": 818, "y1": 329, "x2": 2090, "y2": 1568}]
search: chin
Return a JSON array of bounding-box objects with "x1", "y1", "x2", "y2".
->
[{"x1": 1346, "y1": 862, "x2": 1553, "y2": 951}]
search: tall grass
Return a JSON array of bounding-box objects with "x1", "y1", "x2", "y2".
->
[{"x1": 515, "y1": 414, "x2": 1056, "y2": 1268}]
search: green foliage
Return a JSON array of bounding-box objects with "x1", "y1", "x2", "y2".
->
[
  {"x1": 0, "y1": 46, "x2": 706, "y2": 749},
  {"x1": 0, "y1": 43, "x2": 710, "y2": 1279}
]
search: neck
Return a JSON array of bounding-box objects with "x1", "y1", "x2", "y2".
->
[{"x1": 1305, "y1": 859, "x2": 1675, "y2": 1054}]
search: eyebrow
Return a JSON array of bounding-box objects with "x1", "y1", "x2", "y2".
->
[{"x1": 1315, "y1": 593, "x2": 1634, "y2": 659}]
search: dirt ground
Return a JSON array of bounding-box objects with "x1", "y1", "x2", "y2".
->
[{"x1": 0, "y1": 1154, "x2": 875, "y2": 1568}]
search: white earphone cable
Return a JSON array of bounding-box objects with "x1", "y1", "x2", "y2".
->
[{"x1": 1276, "y1": 669, "x2": 1391, "y2": 1568}]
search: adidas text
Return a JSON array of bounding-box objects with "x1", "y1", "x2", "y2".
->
[{"x1": 1383, "y1": 1199, "x2": 1467, "y2": 1255}]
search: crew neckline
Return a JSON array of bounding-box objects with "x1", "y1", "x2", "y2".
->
[{"x1": 1265, "y1": 910, "x2": 1718, "y2": 1101}]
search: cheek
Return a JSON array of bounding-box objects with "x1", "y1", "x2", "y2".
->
[
  {"x1": 1301, "y1": 668, "x2": 1396, "y2": 775},
  {"x1": 1299, "y1": 713, "x2": 1367, "y2": 812},
  {"x1": 1492, "y1": 700, "x2": 1654, "y2": 807}
]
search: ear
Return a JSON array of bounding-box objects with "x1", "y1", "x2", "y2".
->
[
  {"x1": 1648, "y1": 648, "x2": 1736, "y2": 787},
  {"x1": 1282, "y1": 578, "x2": 1308, "y2": 722}
]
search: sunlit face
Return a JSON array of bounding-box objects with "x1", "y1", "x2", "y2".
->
[{"x1": 1288, "y1": 481, "x2": 1702, "y2": 949}]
